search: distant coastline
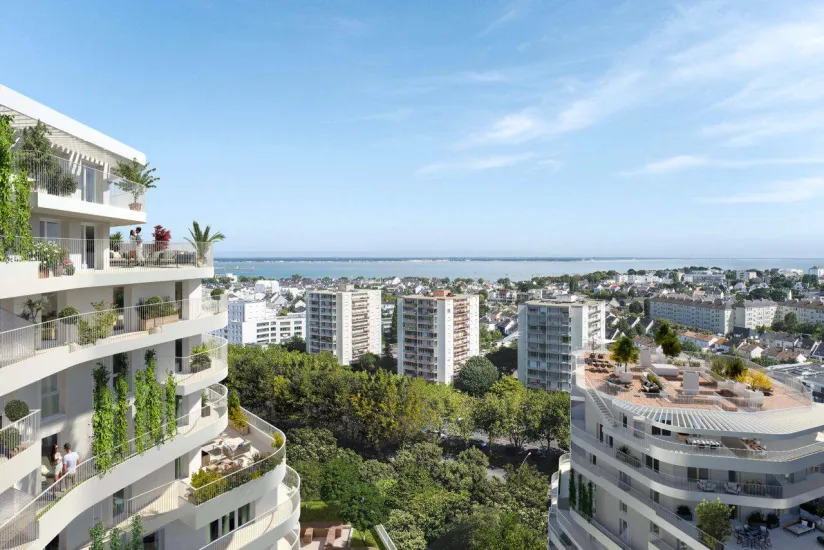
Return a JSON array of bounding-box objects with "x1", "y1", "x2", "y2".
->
[{"x1": 216, "y1": 256, "x2": 820, "y2": 263}]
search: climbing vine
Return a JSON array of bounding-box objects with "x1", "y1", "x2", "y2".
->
[
  {"x1": 164, "y1": 370, "x2": 177, "y2": 440},
  {"x1": 92, "y1": 363, "x2": 115, "y2": 474},
  {"x1": 114, "y1": 375, "x2": 129, "y2": 462},
  {"x1": 88, "y1": 519, "x2": 105, "y2": 550},
  {"x1": 108, "y1": 526, "x2": 124, "y2": 550},
  {"x1": 129, "y1": 515, "x2": 143, "y2": 550},
  {"x1": 0, "y1": 114, "x2": 32, "y2": 261},
  {"x1": 144, "y1": 349, "x2": 164, "y2": 445},
  {"x1": 568, "y1": 467, "x2": 576, "y2": 510},
  {"x1": 134, "y1": 368, "x2": 149, "y2": 453}
]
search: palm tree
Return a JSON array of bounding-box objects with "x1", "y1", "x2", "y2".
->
[
  {"x1": 185, "y1": 221, "x2": 225, "y2": 266},
  {"x1": 21, "y1": 299, "x2": 44, "y2": 323}
]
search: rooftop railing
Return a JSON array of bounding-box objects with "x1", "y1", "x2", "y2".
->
[
  {"x1": 0, "y1": 294, "x2": 227, "y2": 369},
  {"x1": 198, "y1": 467, "x2": 300, "y2": 550},
  {"x1": 12, "y1": 150, "x2": 147, "y2": 212},
  {"x1": 0, "y1": 385, "x2": 227, "y2": 550}
]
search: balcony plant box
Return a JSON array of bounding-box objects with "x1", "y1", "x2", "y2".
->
[
  {"x1": 229, "y1": 418, "x2": 250, "y2": 436},
  {"x1": 139, "y1": 314, "x2": 179, "y2": 331},
  {"x1": 129, "y1": 202, "x2": 142, "y2": 211}
]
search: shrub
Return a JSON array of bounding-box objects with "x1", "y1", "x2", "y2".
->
[
  {"x1": 0, "y1": 427, "x2": 21, "y2": 449},
  {"x1": 58, "y1": 305, "x2": 80, "y2": 324},
  {"x1": 190, "y1": 467, "x2": 222, "y2": 488},
  {"x1": 646, "y1": 373, "x2": 664, "y2": 390},
  {"x1": 190, "y1": 343, "x2": 212, "y2": 371},
  {"x1": 748, "y1": 510, "x2": 765, "y2": 523},
  {"x1": 696, "y1": 498, "x2": 733, "y2": 546},
  {"x1": 677, "y1": 505, "x2": 691, "y2": 516},
  {"x1": 210, "y1": 288, "x2": 224, "y2": 300},
  {"x1": 152, "y1": 225, "x2": 171, "y2": 250},
  {"x1": 272, "y1": 431, "x2": 285, "y2": 451},
  {"x1": 138, "y1": 296, "x2": 178, "y2": 319},
  {"x1": 4, "y1": 400, "x2": 30, "y2": 422}
]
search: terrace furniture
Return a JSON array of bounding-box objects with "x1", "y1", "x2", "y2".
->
[
  {"x1": 697, "y1": 479, "x2": 717, "y2": 492},
  {"x1": 651, "y1": 364, "x2": 679, "y2": 377},
  {"x1": 302, "y1": 528, "x2": 313, "y2": 543},
  {"x1": 221, "y1": 437, "x2": 251, "y2": 459},
  {"x1": 686, "y1": 438, "x2": 721, "y2": 449},
  {"x1": 201, "y1": 445, "x2": 224, "y2": 467},
  {"x1": 784, "y1": 520, "x2": 815, "y2": 537},
  {"x1": 724, "y1": 481, "x2": 741, "y2": 495}
]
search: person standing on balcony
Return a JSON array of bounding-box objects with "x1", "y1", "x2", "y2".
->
[
  {"x1": 61, "y1": 443, "x2": 79, "y2": 490},
  {"x1": 135, "y1": 226, "x2": 145, "y2": 264},
  {"x1": 128, "y1": 229, "x2": 138, "y2": 265},
  {"x1": 50, "y1": 444, "x2": 62, "y2": 485}
]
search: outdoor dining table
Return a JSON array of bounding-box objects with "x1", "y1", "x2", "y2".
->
[{"x1": 686, "y1": 438, "x2": 721, "y2": 448}]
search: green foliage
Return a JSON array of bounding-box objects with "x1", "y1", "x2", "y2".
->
[
  {"x1": 385, "y1": 510, "x2": 427, "y2": 550},
  {"x1": 89, "y1": 519, "x2": 105, "y2": 550},
  {"x1": 1, "y1": 427, "x2": 21, "y2": 449},
  {"x1": 190, "y1": 342, "x2": 213, "y2": 371},
  {"x1": 695, "y1": 498, "x2": 733, "y2": 546},
  {"x1": 209, "y1": 288, "x2": 224, "y2": 300},
  {"x1": 611, "y1": 335, "x2": 639, "y2": 366},
  {"x1": 137, "y1": 296, "x2": 179, "y2": 320},
  {"x1": 286, "y1": 427, "x2": 338, "y2": 463},
  {"x1": 58, "y1": 305, "x2": 80, "y2": 324},
  {"x1": 355, "y1": 352, "x2": 381, "y2": 373},
  {"x1": 568, "y1": 467, "x2": 577, "y2": 510},
  {"x1": 164, "y1": 371, "x2": 178, "y2": 440},
  {"x1": 133, "y1": 368, "x2": 149, "y2": 453},
  {"x1": 293, "y1": 459, "x2": 324, "y2": 500},
  {"x1": 114, "y1": 376, "x2": 129, "y2": 462},
  {"x1": 129, "y1": 514, "x2": 143, "y2": 550},
  {"x1": 144, "y1": 350, "x2": 164, "y2": 445},
  {"x1": 282, "y1": 335, "x2": 306, "y2": 352},
  {"x1": 92, "y1": 363, "x2": 115, "y2": 474},
  {"x1": 228, "y1": 389, "x2": 248, "y2": 428},
  {"x1": 628, "y1": 301, "x2": 644, "y2": 314},
  {"x1": 18, "y1": 121, "x2": 77, "y2": 196},
  {"x1": 185, "y1": 221, "x2": 225, "y2": 264},
  {"x1": 433, "y1": 508, "x2": 545, "y2": 550},
  {"x1": 339, "y1": 482, "x2": 388, "y2": 531},
  {"x1": 457, "y1": 356, "x2": 499, "y2": 396},
  {"x1": 4, "y1": 399, "x2": 29, "y2": 422},
  {"x1": 321, "y1": 455, "x2": 361, "y2": 503},
  {"x1": 485, "y1": 343, "x2": 518, "y2": 376},
  {"x1": 77, "y1": 301, "x2": 118, "y2": 345},
  {"x1": 190, "y1": 467, "x2": 223, "y2": 488},
  {"x1": 114, "y1": 159, "x2": 155, "y2": 204},
  {"x1": 108, "y1": 526, "x2": 124, "y2": 550},
  {"x1": 661, "y1": 334, "x2": 682, "y2": 359},
  {"x1": 479, "y1": 325, "x2": 504, "y2": 349},
  {"x1": 0, "y1": 115, "x2": 33, "y2": 261}
]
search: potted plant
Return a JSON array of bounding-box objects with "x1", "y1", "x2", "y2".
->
[
  {"x1": 114, "y1": 159, "x2": 158, "y2": 211},
  {"x1": 201, "y1": 391, "x2": 211, "y2": 416},
  {"x1": 5, "y1": 400, "x2": 30, "y2": 423},
  {"x1": 228, "y1": 390, "x2": 249, "y2": 435},
  {"x1": 110, "y1": 231, "x2": 123, "y2": 253},
  {"x1": 677, "y1": 505, "x2": 693, "y2": 521},
  {"x1": 137, "y1": 296, "x2": 180, "y2": 330},
  {"x1": 210, "y1": 288, "x2": 224, "y2": 301},
  {"x1": 41, "y1": 310, "x2": 58, "y2": 340},
  {"x1": 1, "y1": 427, "x2": 21, "y2": 455},
  {"x1": 190, "y1": 343, "x2": 212, "y2": 372},
  {"x1": 185, "y1": 221, "x2": 225, "y2": 266},
  {"x1": 32, "y1": 241, "x2": 63, "y2": 278},
  {"x1": 748, "y1": 510, "x2": 765, "y2": 527},
  {"x1": 766, "y1": 513, "x2": 779, "y2": 529},
  {"x1": 152, "y1": 225, "x2": 171, "y2": 251},
  {"x1": 58, "y1": 305, "x2": 80, "y2": 324}
]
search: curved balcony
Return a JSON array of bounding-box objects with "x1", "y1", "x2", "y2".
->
[
  {"x1": 171, "y1": 335, "x2": 229, "y2": 395},
  {"x1": 198, "y1": 467, "x2": 300, "y2": 550},
  {"x1": 0, "y1": 237, "x2": 215, "y2": 300},
  {"x1": 0, "y1": 295, "x2": 227, "y2": 395},
  {"x1": 0, "y1": 385, "x2": 228, "y2": 550},
  {"x1": 0, "y1": 410, "x2": 40, "y2": 495}
]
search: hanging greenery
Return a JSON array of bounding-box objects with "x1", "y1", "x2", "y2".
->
[
  {"x1": 89, "y1": 519, "x2": 105, "y2": 550},
  {"x1": 108, "y1": 526, "x2": 124, "y2": 550},
  {"x1": 92, "y1": 363, "x2": 115, "y2": 474},
  {"x1": 587, "y1": 480, "x2": 596, "y2": 519},
  {"x1": 18, "y1": 121, "x2": 77, "y2": 196},
  {"x1": 129, "y1": 515, "x2": 143, "y2": 550},
  {"x1": 114, "y1": 375, "x2": 129, "y2": 462},
  {"x1": 144, "y1": 349, "x2": 164, "y2": 445},
  {"x1": 134, "y1": 368, "x2": 149, "y2": 454},
  {"x1": 0, "y1": 114, "x2": 33, "y2": 261},
  {"x1": 568, "y1": 467, "x2": 576, "y2": 510},
  {"x1": 77, "y1": 301, "x2": 118, "y2": 345},
  {"x1": 164, "y1": 370, "x2": 177, "y2": 440}
]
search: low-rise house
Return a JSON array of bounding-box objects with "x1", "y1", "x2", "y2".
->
[
  {"x1": 737, "y1": 342, "x2": 763, "y2": 359},
  {"x1": 677, "y1": 330, "x2": 719, "y2": 350}
]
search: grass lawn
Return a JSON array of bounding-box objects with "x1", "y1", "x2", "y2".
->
[{"x1": 300, "y1": 501, "x2": 386, "y2": 550}]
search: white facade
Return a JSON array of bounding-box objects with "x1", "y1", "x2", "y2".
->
[
  {"x1": 650, "y1": 295, "x2": 734, "y2": 334},
  {"x1": 397, "y1": 292, "x2": 480, "y2": 384},
  {"x1": 305, "y1": 286, "x2": 381, "y2": 365},
  {"x1": 734, "y1": 300, "x2": 779, "y2": 330},
  {"x1": 222, "y1": 299, "x2": 305, "y2": 345},
  {"x1": 0, "y1": 87, "x2": 299, "y2": 550},
  {"x1": 254, "y1": 279, "x2": 280, "y2": 295},
  {"x1": 550, "y1": 351, "x2": 824, "y2": 550},
  {"x1": 736, "y1": 270, "x2": 757, "y2": 281},
  {"x1": 518, "y1": 296, "x2": 605, "y2": 392}
]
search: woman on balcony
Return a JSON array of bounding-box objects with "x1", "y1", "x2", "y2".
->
[{"x1": 50, "y1": 444, "x2": 62, "y2": 491}]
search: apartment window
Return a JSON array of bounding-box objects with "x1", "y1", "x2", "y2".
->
[
  {"x1": 175, "y1": 339, "x2": 184, "y2": 373},
  {"x1": 650, "y1": 489, "x2": 660, "y2": 504},
  {"x1": 41, "y1": 374, "x2": 61, "y2": 419},
  {"x1": 687, "y1": 467, "x2": 709, "y2": 481},
  {"x1": 237, "y1": 504, "x2": 251, "y2": 527},
  {"x1": 39, "y1": 220, "x2": 60, "y2": 240},
  {"x1": 645, "y1": 455, "x2": 659, "y2": 472},
  {"x1": 650, "y1": 522, "x2": 660, "y2": 536},
  {"x1": 113, "y1": 489, "x2": 126, "y2": 520},
  {"x1": 222, "y1": 511, "x2": 236, "y2": 535},
  {"x1": 619, "y1": 501, "x2": 628, "y2": 515},
  {"x1": 619, "y1": 518, "x2": 629, "y2": 539},
  {"x1": 175, "y1": 456, "x2": 185, "y2": 479},
  {"x1": 209, "y1": 520, "x2": 220, "y2": 543}
]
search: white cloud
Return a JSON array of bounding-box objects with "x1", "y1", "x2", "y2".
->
[
  {"x1": 700, "y1": 178, "x2": 824, "y2": 204},
  {"x1": 702, "y1": 110, "x2": 824, "y2": 146},
  {"x1": 461, "y1": 112, "x2": 543, "y2": 147},
  {"x1": 463, "y1": 71, "x2": 507, "y2": 83},
  {"x1": 624, "y1": 155, "x2": 824, "y2": 175},
  {"x1": 417, "y1": 153, "x2": 535, "y2": 175}
]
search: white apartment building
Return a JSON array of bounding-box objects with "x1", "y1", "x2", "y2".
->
[
  {"x1": 650, "y1": 295, "x2": 734, "y2": 334},
  {"x1": 397, "y1": 291, "x2": 480, "y2": 383},
  {"x1": 0, "y1": 86, "x2": 299, "y2": 550},
  {"x1": 734, "y1": 299, "x2": 779, "y2": 331},
  {"x1": 253, "y1": 280, "x2": 280, "y2": 295},
  {"x1": 305, "y1": 285, "x2": 381, "y2": 365},
  {"x1": 221, "y1": 299, "x2": 304, "y2": 345},
  {"x1": 518, "y1": 295, "x2": 605, "y2": 392},
  {"x1": 736, "y1": 270, "x2": 757, "y2": 281},
  {"x1": 549, "y1": 350, "x2": 824, "y2": 550},
  {"x1": 682, "y1": 273, "x2": 726, "y2": 285},
  {"x1": 809, "y1": 266, "x2": 824, "y2": 279}
]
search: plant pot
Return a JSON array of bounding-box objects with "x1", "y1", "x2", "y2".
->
[
  {"x1": 202, "y1": 405, "x2": 211, "y2": 417},
  {"x1": 39, "y1": 267, "x2": 49, "y2": 279},
  {"x1": 677, "y1": 512, "x2": 693, "y2": 521},
  {"x1": 129, "y1": 203, "x2": 142, "y2": 211},
  {"x1": 41, "y1": 326, "x2": 57, "y2": 341},
  {"x1": 139, "y1": 314, "x2": 179, "y2": 331},
  {"x1": 229, "y1": 420, "x2": 250, "y2": 435}
]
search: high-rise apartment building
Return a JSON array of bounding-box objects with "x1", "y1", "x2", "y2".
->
[
  {"x1": 221, "y1": 299, "x2": 305, "y2": 345},
  {"x1": 650, "y1": 294, "x2": 734, "y2": 334},
  {"x1": 549, "y1": 349, "x2": 824, "y2": 550},
  {"x1": 518, "y1": 295, "x2": 605, "y2": 391},
  {"x1": 0, "y1": 86, "x2": 299, "y2": 550},
  {"x1": 397, "y1": 291, "x2": 480, "y2": 383},
  {"x1": 305, "y1": 285, "x2": 381, "y2": 365}
]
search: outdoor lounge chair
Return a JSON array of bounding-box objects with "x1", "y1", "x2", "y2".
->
[{"x1": 785, "y1": 520, "x2": 815, "y2": 537}]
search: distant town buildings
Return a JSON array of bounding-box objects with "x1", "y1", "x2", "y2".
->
[
  {"x1": 397, "y1": 290, "x2": 480, "y2": 384},
  {"x1": 221, "y1": 299, "x2": 305, "y2": 345},
  {"x1": 305, "y1": 285, "x2": 382, "y2": 365},
  {"x1": 650, "y1": 294, "x2": 734, "y2": 334}
]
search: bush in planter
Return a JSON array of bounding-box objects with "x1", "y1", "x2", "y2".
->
[
  {"x1": 748, "y1": 510, "x2": 765, "y2": 525},
  {"x1": 677, "y1": 505, "x2": 693, "y2": 519},
  {"x1": 228, "y1": 389, "x2": 248, "y2": 429},
  {"x1": 152, "y1": 225, "x2": 171, "y2": 251},
  {"x1": 0, "y1": 427, "x2": 22, "y2": 451},
  {"x1": 210, "y1": 288, "x2": 224, "y2": 301},
  {"x1": 138, "y1": 296, "x2": 179, "y2": 321},
  {"x1": 766, "y1": 513, "x2": 780, "y2": 528},
  {"x1": 76, "y1": 301, "x2": 118, "y2": 345},
  {"x1": 190, "y1": 343, "x2": 212, "y2": 371},
  {"x1": 4, "y1": 400, "x2": 29, "y2": 422},
  {"x1": 58, "y1": 305, "x2": 80, "y2": 324}
]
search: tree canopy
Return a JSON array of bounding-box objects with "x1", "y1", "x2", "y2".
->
[{"x1": 457, "y1": 356, "x2": 499, "y2": 396}]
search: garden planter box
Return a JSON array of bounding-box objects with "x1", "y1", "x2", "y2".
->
[
  {"x1": 139, "y1": 314, "x2": 179, "y2": 331},
  {"x1": 129, "y1": 203, "x2": 143, "y2": 211},
  {"x1": 229, "y1": 419, "x2": 250, "y2": 436}
]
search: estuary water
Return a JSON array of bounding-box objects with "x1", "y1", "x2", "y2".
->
[{"x1": 213, "y1": 257, "x2": 821, "y2": 281}]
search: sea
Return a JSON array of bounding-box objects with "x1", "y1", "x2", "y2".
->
[{"x1": 213, "y1": 257, "x2": 822, "y2": 281}]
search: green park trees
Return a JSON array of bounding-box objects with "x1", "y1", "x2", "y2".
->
[{"x1": 457, "y1": 356, "x2": 499, "y2": 396}]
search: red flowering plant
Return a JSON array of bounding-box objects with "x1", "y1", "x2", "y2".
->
[{"x1": 152, "y1": 225, "x2": 172, "y2": 251}]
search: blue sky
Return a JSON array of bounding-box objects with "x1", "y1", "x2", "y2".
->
[{"x1": 3, "y1": 1, "x2": 824, "y2": 257}]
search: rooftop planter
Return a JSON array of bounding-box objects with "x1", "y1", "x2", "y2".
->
[
  {"x1": 187, "y1": 450, "x2": 283, "y2": 505},
  {"x1": 137, "y1": 296, "x2": 180, "y2": 331}
]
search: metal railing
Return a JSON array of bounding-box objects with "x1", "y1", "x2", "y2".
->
[
  {"x1": 374, "y1": 525, "x2": 398, "y2": 550},
  {"x1": 243, "y1": 408, "x2": 286, "y2": 457},
  {"x1": 0, "y1": 385, "x2": 228, "y2": 550},
  {"x1": 4, "y1": 237, "x2": 214, "y2": 277},
  {"x1": 198, "y1": 467, "x2": 300, "y2": 550},
  {"x1": 171, "y1": 336, "x2": 228, "y2": 383},
  {"x1": 13, "y1": 150, "x2": 147, "y2": 212},
  {"x1": 0, "y1": 409, "x2": 40, "y2": 459},
  {"x1": 111, "y1": 480, "x2": 187, "y2": 529},
  {"x1": 0, "y1": 294, "x2": 227, "y2": 369},
  {"x1": 183, "y1": 413, "x2": 287, "y2": 506}
]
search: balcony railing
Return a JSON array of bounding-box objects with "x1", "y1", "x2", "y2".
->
[
  {"x1": 4, "y1": 237, "x2": 214, "y2": 278},
  {"x1": 172, "y1": 335, "x2": 228, "y2": 383},
  {"x1": 13, "y1": 150, "x2": 147, "y2": 212},
  {"x1": 0, "y1": 385, "x2": 228, "y2": 550},
  {"x1": 199, "y1": 467, "x2": 300, "y2": 550},
  {"x1": 0, "y1": 409, "x2": 40, "y2": 460},
  {"x1": 0, "y1": 294, "x2": 227, "y2": 369}
]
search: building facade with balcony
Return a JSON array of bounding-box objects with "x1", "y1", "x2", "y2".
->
[
  {"x1": 220, "y1": 300, "x2": 305, "y2": 346},
  {"x1": 650, "y1": 295, "x2": 734, "y2": 334},
  {"x1": 0, "y1": 86, "x2": 299, "y2": 550},
  {"x1": 550, "y1": 349, "x2": 824, "y2": 550},
  {"x1": 305, "y1": 286, "x2": 381, "y2": 365},
  {"x1": 518, "y1": 295, "x2": 605, "y2": 392},
  {"x1": 397, "y1": 290, "x2": 480, "y2": 383}
]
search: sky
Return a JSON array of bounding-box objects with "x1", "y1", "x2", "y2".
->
[{"x1": 3, "y1": 0, "x2": 824, "y2": 258}]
